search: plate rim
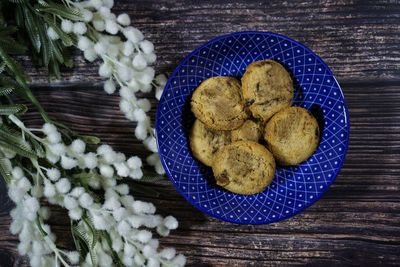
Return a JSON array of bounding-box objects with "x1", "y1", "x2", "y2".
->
[{"x1": 155, "y1": 31, "x2": 351, "y2": 225}]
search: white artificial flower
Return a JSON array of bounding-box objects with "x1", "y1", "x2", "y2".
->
[
  {"x1": 123, "y1": 26, "x2": 144, "y2": 43},
  {"x1": 156, "y1": 225, "x2": 170, "y2": 237},
  {"x1": 92, "y1": 213, "x2": 109, "y2": 230},
  {"x1": 84, "y1": 48, "x2": 97, "y2": 62},
  {"x1": 119, "y1": 86, "x2": 135, "y2": 100},
  {"x1": 45, "y1": 149, "x2": 60, "y2": 164},
  {"x1": 47, "y1": 131, "x2": 62, "y2": 144},
  {"x1": 155, "y1": 86, "x2": 164, "y2": 100},
  {"x1": 132, "y1": 54, "x2": 147, "y2": 70},
  {"x1": 127, "y1": 156, "x2": 142, "y2": 169},
  {"x1": 137, "y1": 98, "x2": 151, "y2": 112},
  {"x1": 112, "y1": 207, "x2": 127, "y2": 222},
  {"x1": 95, "y1": 41, "x2": 108, "y2": 55},
  {"x1": 17, "y1": 177, "x2": 32, "y2": 192},
  {"x1": 99, "y1": 164, "x2": 114, "y2": 178},
  {"x1": 117, "y1": 187, "x2": 129, "y2": 198},
  {"x1": 77, "y1": 36, "x2": 93, "y2": 51},
  {"x1": 11, "y1": 167, "x2": 24, "y2": 180},
  {"x1": 61, "y1": 156, "x2": 78, "y2": 170},
  {"x1": 111, "y1": 235, "x2": 123, "y2": 252},
  {"x1": 69, "y1": 187, "x2": 85, "y2": 198},
  {"x1": 117, "y1": 13, "x2": 130, "y2": 26},
  {"x1": 46, "y1": 27, "x2": 59, "y2": 40},
  {"x1": 99, "y1": 6, "x2": 111, "y2": 18},
  {"x1": 117, "y1": 220, "x2": 131, "y2": 236},
  {"x1": 104, "y1": 79, "x2": 116, "y2": 94},
  {"x1": 137, "y1": 67, "x2": 155, "y2": 85},
  {"x1": 116, "y1": 152, "x2": 126, "y2": 162},
  {"x1": 48, "y1": 143, "x2": 66, "y2": 156},
  {"x1": 133, "y1": 108, "x2": 146, "y2": 122},
  {"x1": 99, "y1": 62, "x2": 113, "y2": 77},
  {"x1": 107, "y1": 44, "x2": 119, "y2": 57},
  {"x1": 70, "y1": 139, "x2": 86, "y2": 154},
  {"x1": 142, "y1": 244, "x2": 156, "y2": 258},
  {"x1": 23, "y1": 197, "x2": 40, "y2": 214},
  {"x1": 116, "y1": 65, "x2": 133, "y2": 82},
  {"x1": 139, "y1": 40, "x2": 154, "y2": 54},
  {"x1": 114, "y1": 162, "x2": 130, "y2": 177},
  {"x1": 55, "y1": 178, "x2": 71, "y2": 194},
  {"x1": 143, "y1": 136, "x2": 158, "y2": 153},
  {"x1": 79, "y1": 193, "x2": 94, "y2": 209},
  {"x1": 67, "y1": 251, "x2": 80, "y2": 264},
  {"x1": 160, "y1": 248, "x2": 176, "y2": 260},
  {"x1": 43, "y1": 181, "x2": 56, "y2": 198},
  {"x1": 143, "y1": 52, "x2": 157, "y2": 64},
  {"x1": 89, "y1": 0, "x2": 102, "y2": 9},
  {"x1": 8, "y1": 187, "x2": 25, "y2": 202},
  {"x1": 97, "y1": 144, "x2": 113, "y2": 155},
  {"x1": 46, "y1": 168, "x2": 61, "y2": 182},
  {"x1": 73, "y1": 22, "x2": 87, "y2": 35},
  {"x1": 68, "y1": 207, "x2": 83, "y2": 220},
  {"x1": 61, "y1": 20, "x2": 73, "y2": 33},
  {"x1": 129, "y1": 168, "x2": 143, "y2": 180},
  {"x1": 163, "y1": 215, "x2": 178, "y2": 230},
  {"x1": 147, "y1": 257, "x2": 160, "y2": 267},
  {"x1": 146, "y1": 153, "x2": 158, "y2": 166},
  {"x1": 127, "y1": 78, "x2": 140, "y2": 92},
  {"x1": 155, "y1": 159, "x2": 165, "y2": 175},
  {"x1": 172, "y1": 254, "x2": 187, "y2": 266},
  {"x1": 105, "y1": 19, "x2": 119, "y2": 34},
  {"x1": 83, "y1": 152, "x2": 97, "y2": 169},
  {"x1": 132, "y1": 200, "x2": 155, "y2": 214},
  {"x1": 136, "y1": 229, "x2": 152, "y2": 243},
  {"x1": 134, "y1": 253, "x2": 145, "y2": 266},
  {"x1": 123, "y1": 242, "x2": 135, "y2": 257},
  {"x1": 103, "y1": 0, "x2": 114, "y2": 8},
  {"x1": 64, "y1": 195, "x2": 78, "y2": 210},
  {"x1": 103, "y1": 196, "x2": 121, "y2": 210},
  {"x1": 119, "y1": 99, "x2": 133, "y2": 114},
  {"x1": 135, "y1": 121, "x2": 148, "y2": 140},
  {"x1": 93, "y1": 19, "x2": 106, "y2": 32},
  {"x1": 81, "y1": 9, "x2": 93, "y2": 22},
  {"x1": 122, "y1": 41, "x2": 134, "y2": 56}
]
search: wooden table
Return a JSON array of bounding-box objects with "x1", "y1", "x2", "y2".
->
[{"x1": 1, "y1": 1, "x2": 399, "y2": 266}]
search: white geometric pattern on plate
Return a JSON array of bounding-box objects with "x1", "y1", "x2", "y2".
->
[{"x1": 156, "y1": 32, "x2": 350, "y2": 224}]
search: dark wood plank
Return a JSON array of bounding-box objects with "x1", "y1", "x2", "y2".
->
[
  {"x1": 23, "y1": 0, "x2": 400, "y2": 86},
  {"x1": 0, "y1": 81, "x2": 399, "y2": 266}
]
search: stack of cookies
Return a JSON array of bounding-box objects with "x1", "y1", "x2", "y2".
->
[{"x1": 190, "y1": 60, "x2": 320, "y2": 195}]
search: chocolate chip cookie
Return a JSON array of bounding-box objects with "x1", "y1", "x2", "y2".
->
[
  {"x1": 242, "y1": 60, "x2": 293, "y2": 122},
  {"x1": 264, "y1": 107, "x2": 320, "y2": 165},
  {"x1": 191, "y1": 76, "x2": 248, "y2": 130},
  {"x1": 231, "y1": 120, "x2": 262, "y2": 142},
  {"x1": 190, "y1": 119, "x2": 231, "y2": 166},
  {"x1": 212, "y1": 141, "x2": 276, "y2": 195}
]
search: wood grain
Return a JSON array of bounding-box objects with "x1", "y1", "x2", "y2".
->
[
  {"x1": 1, "y1": 0, "x2": 400, "y2": 266},
  {"x1": 23, "y1": 0, "x2": 400, "y2": 85}
]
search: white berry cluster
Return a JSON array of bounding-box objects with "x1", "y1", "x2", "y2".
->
[
  {"x1": 4, "y1": 116, "x2": 185, "y2": 266},
  {"x1": 48, "y1": 0, "x2": 167, "y2": 174}
]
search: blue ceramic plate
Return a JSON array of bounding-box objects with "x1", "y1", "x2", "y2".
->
[{"x1": 156, "y1": 32, "x2": 349, "y2": 224}]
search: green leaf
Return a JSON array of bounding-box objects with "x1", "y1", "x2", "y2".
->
[
  {"x1": 0, "y1": 86, "x2": 14, "y2": 96},
  {"x1": 38, "y1": 6, "x2": 82, "y2": 21},
  {"x1": 0, "y1": 140, "x2": 37, "y2": 159},
  {"x1": 0, "y1": 157, "x2": 12, "y2": 184},
  {"x1": 78, "y1": 135, "x2": 101, "y2": 145},
  {"x1": 0, "y1": 46, "x2": 28, "y2": 84},
  {"x1": 0, "y1": 104, "x2": 27, "y2": 115},
  {"x1": 0, "y1": 38, "x2": 26, "y2": 54},
  {"x1": 30, "y1": 138, "x2": 45, "y2": 158},
  {"x1": 0, "y1": 62, "x2": 5, "y2": 74}
]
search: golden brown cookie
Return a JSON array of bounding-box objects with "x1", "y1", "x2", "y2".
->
[
  {"x1": 191, "y1": 76, "x2": 248, "y2": 130},
  {"x1": 231, "y1": 120, "x2": 262, "y2": 142},
  {"x1": 242, "y1": 60, "x2": 294, "y2": 122},
  {"x1": 264, "y1": 107, "x2": 320, "y2": 165},
  {"x1": 189, "y1": 119, "x2": 231, "y2": 166},
  {"x1": 212, "y1": 141, "x2": 276, "y2": 195}
]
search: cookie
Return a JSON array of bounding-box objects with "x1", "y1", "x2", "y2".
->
[
  {"x1": 189, "y1": 119, "x2": 231, "y2": 166},
  {"x1": 191, "y1": 76, "x2": 248, "y2": 130},
  {"x1": 212, "y1": 141, "x2": 276, "y2": 195},
  {"x1": 264, "y1": 107, "x2": 320, "y2": 165},
  {"x1": 231, "y1": 120, "x2": 262, "y2": 142},
  {"x1": 242, "y1": 60, "x2": 294, "y2": 122}
]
